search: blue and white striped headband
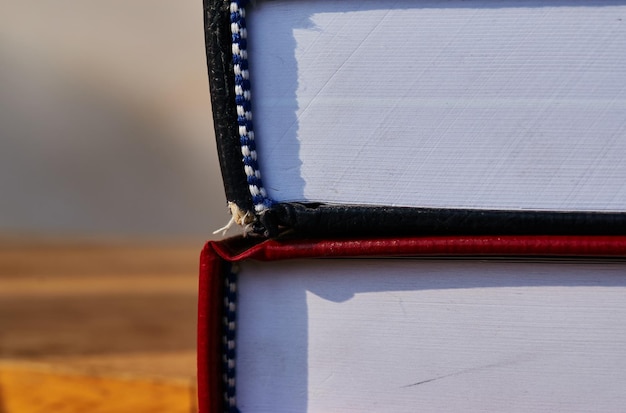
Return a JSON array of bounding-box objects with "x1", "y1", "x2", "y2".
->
[{"x1": 230, "y1": 0, "x2": 274, "y2": 216}]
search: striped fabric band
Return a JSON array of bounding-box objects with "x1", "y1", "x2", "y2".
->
[
  {"x1": 223, "y1": 263, "x2": 240, "y2": 413},
  {"x1": 230, "y1": 0, "x2": 273, "y2": 214}
]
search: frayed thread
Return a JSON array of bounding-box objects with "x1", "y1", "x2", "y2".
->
[{"x1": 213, "y1": 202, "x2": 257, "y2": 236}]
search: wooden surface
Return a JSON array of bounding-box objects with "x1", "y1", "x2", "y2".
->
[{"x1": 0, "y1": 239, "x2": 202, "y2": 413}]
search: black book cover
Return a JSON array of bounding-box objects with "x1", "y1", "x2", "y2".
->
[{"x1": 203, "y1": 0, "x2": 626, "y2": 238}]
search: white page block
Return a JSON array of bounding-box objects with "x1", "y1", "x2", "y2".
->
[
  {"x1": 248, "y1": 0, "x2": 626, "y2": 210},
  {"x1": 237, "y1": 258, "x2": 626, "y2": 412}
]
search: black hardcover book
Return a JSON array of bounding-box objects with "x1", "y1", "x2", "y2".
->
[{"x1": 203, "y1": 0, "x2": 626, "y2": 237}]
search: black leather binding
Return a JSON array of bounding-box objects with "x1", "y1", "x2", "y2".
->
[
  {"x1": 204, "y1": 0, "x2": 254, "y2": 215},
  {"x1": 274, "y1": 203, "x2": 626, "y2": 237}
]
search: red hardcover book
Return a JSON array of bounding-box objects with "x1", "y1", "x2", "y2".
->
[{"x1": 198, "y1": 235, "x2": 626, "y2": 413}]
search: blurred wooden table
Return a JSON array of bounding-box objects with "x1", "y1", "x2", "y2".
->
[{"x1": 0, "y1": 239, "x2": 203, "y2": 413}]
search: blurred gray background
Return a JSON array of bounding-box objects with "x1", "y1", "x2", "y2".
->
[{"x1": 0, "y1": 0, "x2": 229, "y2": 241}]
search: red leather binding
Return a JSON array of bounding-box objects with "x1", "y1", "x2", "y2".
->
[
  {"x1": 198, "y1": 235, "x2": 626, "y2": 412},
  {"x1": 211, "y1": 235, "x2": 626, "y2": 262},
  {"x1": 197, "y1": 244, "x2": 226, "y2": 413}
]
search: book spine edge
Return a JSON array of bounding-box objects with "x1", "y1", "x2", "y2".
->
[
  {"x1": 204, "y1": 0, "x2": 256, "y2": 220},
  {"x1": 197, "y1": 241, "x2": 226, "y2": 413}
]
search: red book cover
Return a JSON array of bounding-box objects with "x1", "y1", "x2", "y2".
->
[{"x1": 198, "y1": 235, "x2": 626, "y2": 413}]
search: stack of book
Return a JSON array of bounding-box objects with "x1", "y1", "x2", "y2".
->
[{"x1": 200, "y1": 1, "x2": 626, "y2": 411}]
